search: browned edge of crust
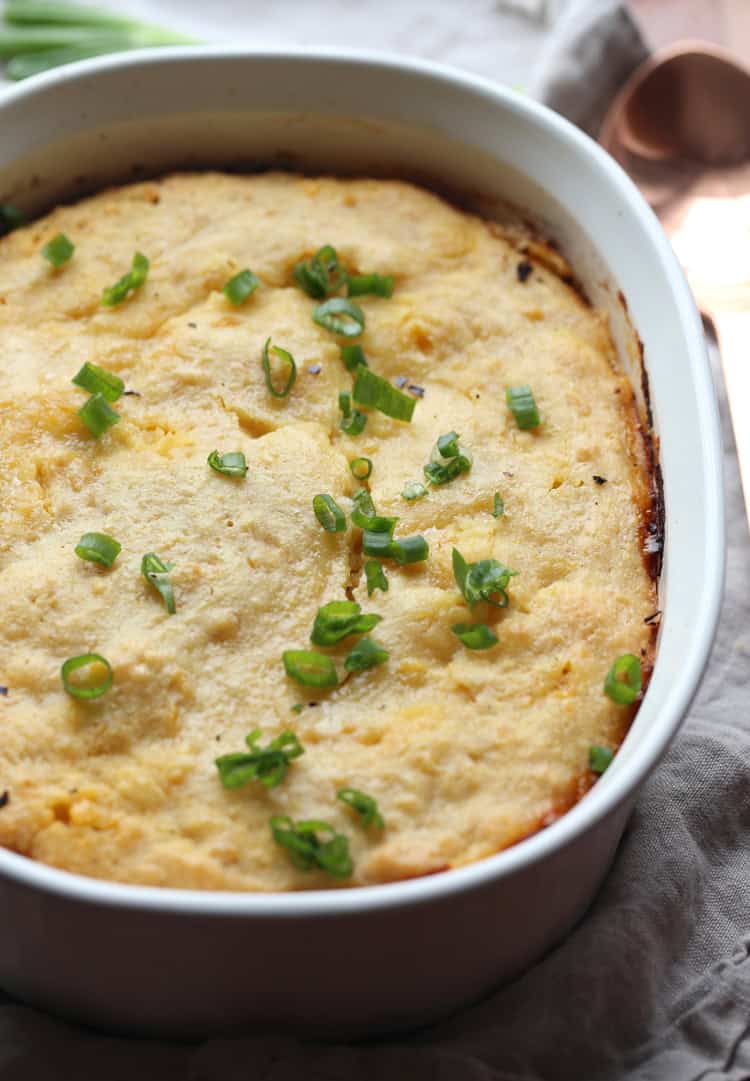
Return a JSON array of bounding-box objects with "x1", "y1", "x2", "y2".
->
[{"x1": 1, "y1": 163, "x2": 663, "y2": 884}]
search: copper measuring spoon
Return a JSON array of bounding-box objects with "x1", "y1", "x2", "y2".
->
[{"x1": 600, "y1": 41, "x2": 750, "y2": 519}]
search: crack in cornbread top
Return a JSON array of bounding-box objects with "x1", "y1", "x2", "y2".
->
[{"x1": 0, "y1": 172, "x2": 655, "y2": 890}]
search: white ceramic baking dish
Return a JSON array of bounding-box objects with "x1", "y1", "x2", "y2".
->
[{"x1": 0, "y1": 47, "x2": 723, "y2": 1039}]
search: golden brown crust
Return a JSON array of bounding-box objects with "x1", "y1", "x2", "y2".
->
[{"x1": 0, "y1": 172, "x2": 657, "y2": 890}]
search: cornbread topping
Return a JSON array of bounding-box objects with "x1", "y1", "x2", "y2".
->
[{"x1": 0, "y1": 172, "x2": 656, "y2": 890}]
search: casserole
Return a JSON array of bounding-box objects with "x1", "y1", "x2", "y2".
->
[
  {"x1": 0, "y1": 47, "x2": 723, "y2": 1037},
  {"x1": 0, "y1": 169, "x2": 658, "y2": 891}
]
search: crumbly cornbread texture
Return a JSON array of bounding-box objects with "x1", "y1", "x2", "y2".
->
[{"x1": 0, "y1": 173, "x2": 655, "y2": 890}]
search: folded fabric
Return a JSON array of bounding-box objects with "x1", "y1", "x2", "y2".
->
[{"x1": 534, "y1": 0, "x2": 648, "y2": 133}]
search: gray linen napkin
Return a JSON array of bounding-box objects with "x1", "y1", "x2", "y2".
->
[
  {"x1": 2, "y1": 4, "x2": 748, "y2": 1079},
  {"x1": 533, "y1": 0, "x2": 648, "y2": 132}
]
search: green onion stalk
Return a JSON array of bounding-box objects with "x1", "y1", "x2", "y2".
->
[{"x1": 1, "y1": 1, "x2": 199, "y2": 81}]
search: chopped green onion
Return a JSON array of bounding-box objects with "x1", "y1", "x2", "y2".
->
[
  {"x1": 207, "y1": 450, "x2": 248, "y2": 478},
  {"x1": 424, "y1": 431, "x2": 472, "y2": 486},
  {"x1": 101, "y1": 251, "x2": 149, "y2": 306},
  {"x1": 402, "y1": 481, "x2": 428, "y2": 501},
  {"x1": 310, "y1": 600, "x2": 381, "y2": 647},
  {"x1": 42, "y1": 232, "x2": 74, "y2": 267},
  {"x1": 74, "y1": 531, "x2": 121, "y2": 567},
  {"x1": 347, "y1": 273, "x2": 394, "y2": 298},
  {"x1": 604, "y1": 654, "x2": 642, "y2": 705},
  {"x1": 0, "y1": 203, "x2": 25, "y2": 236},
  {"x1": 337, "y1": 788, "x2": 384, "y2": 829},
  {"x1": 452, "y1": 623, "x2": 498, "y2": 650},
  {"x1": 364, "y1": 559, "x2": 388, "y2": 596},
  {"x1": 262, "y1": 337, "x2": 296, "y2": 399},
  {"x1": 341, "y1": 408, "x2": 367, "y2": 436},
  {"x1": 351, "y1": 488, "x2": 376, "y2": 517},
  {"x1": 215, "y1": 729, "x2": 303, "y2": 790},
  {"x1": 222, "y1": 268, "x2": 259, "y2": 305},
  {"x1": 78, "y1": 392, "x2": 120, "y2": 438},
  {"x1": 291, "y1": 703, "x2": 304, "y2": 714},
  {"x1": 589, "y1": 745, "x2": 615, "y2": 774},
  {"x1": 313, "y1": 297, "x2": 365, "y2": 338},
  {"x1": 365, "y1": 531, "x2": 427, "y2": 566},
  {"x1": 350, "y1": 488, "x2": 396, "y2": 533},
  {"x1": 282, "y1": 650, "x2": 338, "y2": 688},
  {"x1": 437, "y1": 431, "x2": 460, "y2": 458},
  {"x1": 339, "y1": 391, "x2": 368, "y2": 436},
  {"x1": 452, "y1": 548, "x2": 518, "y2": 609},
  {"x1": 344, "y1": 637, "x2": 389, "y2": 673},
  {"x1": 72, "y1": 361, "x2": 124, "y2": 402},
  {"x1": 60, "y1": 653, "x2": 112, "y2": 700},
  {"x1": 350, "y1": 487, "x2": 399, "y2": 532},
  {"x1": 141, "y1": 552, "x2": 176, "y2": 614},
  {"x1": 313, "y1": 494, "x2": 346, "y2": 533},
  {"x1": 361, "y1": 522, "x2": 428, "y2": 563},
  {"x1": 492, "y1": 493, "x2": 504, "y2": 518},
  {"x1": 362, "y1": 531, "x2": 395, "y2": 560},
  {"x1": 293, "y1": 264, "x2": 325, "y2": 299},
  {"x1": 269, "y1": 815, "x2": 353, "y2": 877},
  {"x1": 353, "y1": 366, "x2": 415, "y2": 422},
  {"x1": 506, "y1": 385, "x2": 540, "y2": 429},
  {"x1": 353, "y1": 504, "x2": 398, "y2": 533},
  {"x1": 390, "y1": 535, "x2": 429, "y2": 564},
  {"x1": 293, "y1": 245, "x2": 346, "y2": 299},
  {"x1": 424, "y1": 458, "x2": 471, "y2": 485},
  {"x1": 349, "y1": 457, "x2": 372, "y2": 480},
  {"x1": 341, "y1": 344, "x2": 367, "y2": 371}
]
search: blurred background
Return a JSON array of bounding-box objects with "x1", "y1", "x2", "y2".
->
[{"x1": 1, "y1": 1, "x2": 744, "y2": 128}]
